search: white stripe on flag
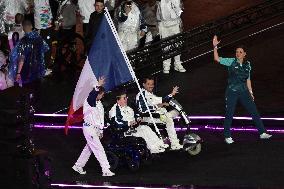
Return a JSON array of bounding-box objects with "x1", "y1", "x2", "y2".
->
[{"x1": 73, "y1": 58, "x2": 98, "y2": 111}]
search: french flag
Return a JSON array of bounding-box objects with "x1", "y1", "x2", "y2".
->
[{"x1": 65, "y1": 10, "x2": 134, "y2": 134}]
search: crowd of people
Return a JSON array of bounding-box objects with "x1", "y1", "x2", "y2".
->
[{"x1": 0, "y1": 0, "x2": 187, "y2": 92}]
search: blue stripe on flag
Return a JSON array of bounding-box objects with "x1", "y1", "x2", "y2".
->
[{"x1": 88, "y1": 14, "x2": 133, "y2": 91}]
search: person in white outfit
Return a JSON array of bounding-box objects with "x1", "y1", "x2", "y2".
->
[
  {"x1": 136, "y1": 76, "x2": 183, "y2": 150},
  {"x1": 116, "y1": 0, "x2": 146, "y2": 51},
  {"x1": 109, "y1": 90, "x2": 168, "y2": 154},
  {"x1": 156, "y1": 0, "x2": 186, "y2": 74},
  {"x1": 72, "y1": 77, "x2": 115, "y2": 176}
]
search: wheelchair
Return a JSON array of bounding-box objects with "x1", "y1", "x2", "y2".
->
[
  {"x1": 102, "y1": 120, "x2": 152, "y2": 172},
  {"x1": 140, "y1": 98, "x2": 202, "y2": 156}
]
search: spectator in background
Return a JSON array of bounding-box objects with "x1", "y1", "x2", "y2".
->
[
  {"x1": 116, "y1": 0, "x2": 147, "y2": 51},
  {"x1": 0, "y1": 37, "x2": 13, "y2": 90},
  {"x1": 32, "y1": 0, "x2": 53, "y2": 68},
  {"x1": 2, "y1": 0, "x2": 29, "y2": 33},
  {"x1": 8, "y1": 19, "x2": 49, "y2": 107},
  {"x1": 8, "y1": 13, "x2": 25, "y2": 51},
  {"x1": 85, "y1": 0, "x2": 105, "y2": 54},
  {"x1": 141, "y1": 0, "x2": 160, "y2": 45},
  {"x1": 157, "y1": 0, "x2": 186, "y2": 74},
  {"x1": 57, "y1": 0, "x2": 78, "y2": 42},
  {"x1": 78, "y1": 0, "x2": 96, "y2": 38}
]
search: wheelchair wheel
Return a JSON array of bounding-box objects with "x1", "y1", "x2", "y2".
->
[
  {"x1": 183, "y1": 133, "x2": 202, "y2": 156},
  {"x1": 127, "y1": 159, "x2": 140, "y2": 172},
  {"x1": 106, "y1": 151, "x2": 119, "y2": 171},
  {"x1": 186, "y1": 143, "x2": 201, "y2": 156},
  {"x1": 142, "y1": 149, "x2": 153, "y2": 165}
]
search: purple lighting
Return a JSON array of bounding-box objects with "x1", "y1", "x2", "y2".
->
[
  {"x1": 33, "y1": 124, "x2": 284, "y2": 133},
  {"x1": 34, "y1": 113, "x2": 284, "y2": 121},
  {"x1": 51, "y1": 183, "x2": 168, "y2": 189}
]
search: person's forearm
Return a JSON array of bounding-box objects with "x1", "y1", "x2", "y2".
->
[
  {"x1": 17, "y1": 60, "x2": 24, "y2": 74},
  {"x1": 213, "y1": 46, "x2": 220, "y2": 63},
  {"x1": 247, "y1": 79, "x2": 253, "y2": 94}
]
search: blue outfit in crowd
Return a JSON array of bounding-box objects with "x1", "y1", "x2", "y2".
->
[
  {"x1": 9, "y1": 31, "x2": 49, "y2": 84},
  {"x1": 219, "y1": 57, "x2": 266, "y2": 138}
]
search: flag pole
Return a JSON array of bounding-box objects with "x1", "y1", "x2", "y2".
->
[{"x1": 104, "y1": 8, "x2": 162, "y2": 138}]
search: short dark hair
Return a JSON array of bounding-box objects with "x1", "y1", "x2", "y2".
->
[
  {"x1": 15, "y1": 13, "x2": 24, "y2": 24},
  {"x1": 115, "y1": 89, "x2": 127, "y2": 100},
  {"x1": 96, "y1": 0, "x2": 104, "y2": 4},
  {"x1": 22, "y1": 19, "x2": 33, "y2": 27},
  {"x1": 97, "y1": 86, "x2": 105, "y2": 94},
  {"x1": 235, "y1": 45, "x2": 247, "y2": 53},
  {"x1": 142, "y1": 76, "x2": 154, "y2": 84}
]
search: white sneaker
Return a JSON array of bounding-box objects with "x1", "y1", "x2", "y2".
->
[
  {"x1": 225, "y1": 137, "x2": 234, "y2": 144},
  {"x1": 160, "y1": 143, "x2": 169, "y2": 149},
  {"x1": 174, "y1": 64, "x2": 186, "y2": 72},
  {"x1": 163, "y1": 69, "x2": 170, "y2": 74},
  {"x1": 260, "y1": 133, "x2": 272, "y2": 139},
  {"x1": 72, "y1": 165, "x2": 86, "y2": 175},
  {"x1": 151, "y1": 148, "x2": 165, "y2": 154},
  {"x1": 170, "y1": 143, "x2": 183, "y2": 150},
  {"x1": 102, "y1": 170, "x2": 115, "y2": 177}
]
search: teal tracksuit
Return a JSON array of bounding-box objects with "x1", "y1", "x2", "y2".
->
[{"x1": 219, "y1": 57, "x2": 266, "y2": 138}]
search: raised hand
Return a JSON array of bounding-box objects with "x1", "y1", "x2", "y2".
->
[
  {"x1": 213, "y1": 35, "x2": 221, "y2": 47},
  {"x1": 171, "y1": 86, "x2": 179, "y2": 96},
  {"x1": 98, "y1": 76, "x2": 106, "y2": 87}
]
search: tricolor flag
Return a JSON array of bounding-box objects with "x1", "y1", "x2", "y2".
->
[{"x1": 65, "y1": 9, "x2": 134, "y2": 134}]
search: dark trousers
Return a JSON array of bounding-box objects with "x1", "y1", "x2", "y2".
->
[
  {"x1": 223, "y1": 89, "x2": 266, "y2": 138},
  {"x1": 22, "y1": 79, "x2": 42, "y2": 110},
  {"x1": 83, "y1": 23, "x2": 89, "y2": 38}
]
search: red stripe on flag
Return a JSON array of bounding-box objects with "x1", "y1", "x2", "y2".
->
[{"x1": 65, "y1": 100, "x2": 83, "y2": 135}]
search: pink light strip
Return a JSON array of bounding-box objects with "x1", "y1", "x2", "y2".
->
[
  {"x1": 34, "y1": 114, "x2": 284, "y2": 121},
  {"x1": 33, "y1": 124, "x2": 284, "y2": 133},
  {"x1": 51, "y1": 183, "x2": 169, "y2": 189}
]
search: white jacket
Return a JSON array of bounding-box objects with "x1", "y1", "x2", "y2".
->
[
  {"x1": 157, "y1": 0, "x2": 182, "y2": 26},
  {"x1": 117, "y1": 2, "x2": 141, "y2": 33},
  {"x1": 83, "y1": 99, "x2": 105, "y2": 130}
]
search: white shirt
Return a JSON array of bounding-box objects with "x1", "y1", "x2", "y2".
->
[
  {"x1": 109, "y1": 103, "x2": 135, "y2": 125},
  {"x1": 83, "y1": 99, "x2": 105, "y2": 130},
  {"x1": 117, "y1": 2, "x2": 141, "y2": 33},
  {"x1": 34, "y1": 0, "x2": 53, "y2": 29},
  {"x1": 157, "y1": 0, "x2": 182, "y2": 26}
]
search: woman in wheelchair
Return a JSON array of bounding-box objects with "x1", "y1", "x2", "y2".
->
[{"x1": 109, "y1": 90, "x2": 168, "y2": 154}]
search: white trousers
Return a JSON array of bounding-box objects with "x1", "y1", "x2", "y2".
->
[
  {"x1": 74, "y1": 125, "x2": 110, "y2": 172},
  {"x1": 159, "y1": 23, "x2": 182, "y2": 69},
  {"x1": 143, "y1": 110, "x2": 180, "y2": 145},
  {"x1": 118, "y1": 30, "x2": 138, "y2": 51},
  {"x1": 131, "y1": 125, "x2": 165, "y2": 153}
]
